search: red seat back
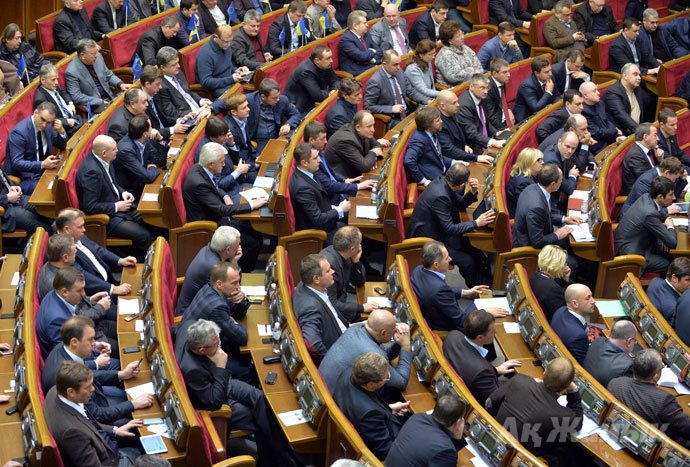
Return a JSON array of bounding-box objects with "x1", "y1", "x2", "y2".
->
[
  {"x1": 106, "y1": 9, "x2": 177, "y2": 68},
  {"x1": 172, "y1": 133, "x2": 207, "y2": 225},
  {"x1": 161, "y1": 241, "x2": 178, "y2": 324},
  {"x1": 505, "y1": 57, "x2": 548, "y2": 108},
  {"x1": 402, "y1": 7, "x2": 427, "y2": 32},
  {"x1": 315, "y1": 96, "x2": 337, "y2": 124},
  {"x1": 283, "y1": 161, "x2": 297, "y2": 232},
  {"x1": 605, "y1": 144, "x2": 632, "y2": 215},
  {"x1": 57, "y1": 56, "x2": 71, "y2": 90},
  {"x1": 0, "y1": 83, "x2": 38, "y2": 167},
  {"x1": 260, "y1": 11, "x2": 284, "y2": 45},
  {"x1": 36, "y1": 0, "x2": 100, "y2": 53},
  {"x1": 534, "y1": 12, "x2": 555, "y2": 47},
  {"x1": 592, "y1": 33, "x2": 619, "y2": 71},
  {"x1": 479, "y1": 0, "x2": 490, "y2": 23},
  {"x1": 464, "y1": 29, "x2": 489, "y2": 54},
  {"x1": 676, "y1": 111, "x2": 690, "y2": 147},
  {"x1": 180, "y1": 39, "x2": 207, "y2": 86},
  {"x1": 606, "y1": 0, "x2": 626, "y2": 25},
  {"x1": 660, "y1": 57, "x2": 690, "y2": 97}
]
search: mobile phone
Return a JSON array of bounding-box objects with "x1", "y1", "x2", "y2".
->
[
  {"x1": 265, "y1": 372, "x2": 278, "y2": 385},
  {"x1": 123, "y1": 347, "x2": 141, "y2": 354},
  {"x1": 143, "y1": 417, "x2": 164, "y2": 426},
  {"x1": 5, "y1": 405, "x2": 17, "y2": 415},
  {"x1": 262, "y1": 337, "x2": 273, "y2": 344},
  {"x1": 0, "y1": 349, "x2": 12, "y2": 356},
  {"x1": 374, "y1": 287, "x2": 386, "y2": 296},
  {"x1": 532, "y1": 360, "x2": 542, "y2": 366},
  {"x1": 124, "y1": 313, "x2": 140, "y2": 322},
  {"x1": 263, "y1": 355, "x2": 281, "y2": 364},
  {"x1": 0, "y1": 313, "x2": 13, "y2": 319},
  {"x1": 492, "y1": 290, "x2": 507, "y2": 297}
]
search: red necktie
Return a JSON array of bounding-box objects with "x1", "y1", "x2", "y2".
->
[
  {"x1": 500, "y1": 85, "x2": 513, "y2": 128},
  {"x1": 359, "y1": 35, "x2": 368, "y2": 49}
]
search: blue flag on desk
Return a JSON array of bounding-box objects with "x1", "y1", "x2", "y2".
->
[
  {"x1": 123, "y1": 0, "x2": 130, "y2": 26},
  {"x1": 188, "y1": 14, "x2": 200, "y2": 43},
  {"x1": 86, "y1": 100, "x2": 91, "y2": 121},
  {"x1": 227, "y1": 1, "x2": 238, "y2": 20},
  {"x1": 16, "y1": 55, "x2": 28, "y2": 82},
  {"x1": 278, "y1": 28, "x2": 286, "y2": 49},
  {"x1": 132, "y1": 53, "x2": 143, "y2": 81}
]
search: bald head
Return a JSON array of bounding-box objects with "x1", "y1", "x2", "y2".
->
[
  {"x1": 564, "y1": 283, "x2": 595, "y2": 316},
  {"x1": 572, "y1": 113, "x2": 587, "y2": 127},
  {"x1": 437, "y1": 90, "x2": 456, "y2": 105},
  {"x1": 543, "y1": 357, "x2": 575, "y2": 392},
  {"x1": 437, "y1": 90, "x2": 459, "y2": 117},
  {"x1": 383, "y1": 3, "x2": 399, "y2": 16},
  {"x1": 366, "y1": 309, "x2": 397, "y2": 343},
  {"x1": 92, "y1": 135, "x2": 117, "y2": 162},
  {"x1": 610, "y1": 319, "x2": 637, "y2": 340}
]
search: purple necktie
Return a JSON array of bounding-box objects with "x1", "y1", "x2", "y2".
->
[
  {"x1": 393, "y1": 26, "x2": 407, "y2": 54},
  {"x1": 478, "y1": 104, "x2": 488, "y2": 137}
]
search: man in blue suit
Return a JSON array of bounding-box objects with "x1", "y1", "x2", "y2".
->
[
  {"x1": 542, "y1": 131, "x2": 581, "y2": 206},
  {"x1": 550, "y1": 283, "x2": 596, "y2": 364},
  {"x1": 404, "y1": 106, "x2": 456, "y2": 185},
  {"x1": 408, "y1": 1, "x2": 448, "y2": 47},
  {"x1": 514, "y1": 56, "x2": 561, "y2": 123},
  {"x1": 664, "y1": 15, "x2": 690, "y2": 58},
  {"x1": 5, "y1": 102, "x2": 65, "y2": 195},
  {"x1": 221, "y1": 94, "x2": 259, "y2": 182},
  {"x1": 181, "y1": 261, "x2": 252, "y2": 382},
  {"x1": 176, "y1": 226, "x2": 243, "y2": 315},
  {"x1": 326, "y1": 78, "x2": 362, "y2": 138},
  {"x1": 646, "y1": 257, "x2": 690, "y2": 325},
  {"x1": 674, "y1": 285, "x2": 690, "y2": 347},
  {"x1": 658, "y1": 108, "x2": 690, "y2": 168},
  {"x1": 338, "y1": 10, "x2": 381, "y2": 76},
  {"x1": 608, "y1": 18, "x2": 659, "y2": 75}
]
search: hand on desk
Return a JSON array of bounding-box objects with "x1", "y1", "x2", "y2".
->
[
  {"x1": 115, "y1": 419, "x2": 143, "y2": 437},
  {"x1": 363, "y1": 302, "x2": 379, "y2": 313},
  {"x1": 496, "y1": 359, "x2": 522, "y2": 375},
  {"x1": 668, "y1": 204, "x2": 682, "y2": 215},
  {"x1": 463, "y1": 285, "x2": 490, "y2": 299},
  {"x1": 475, "y1": 210, "x2": 496, "y2": 228},
  {"x1": 131, "y1": 394, "x2": 154, "y2": 410},
  {"x1": 476, "y1": 155, "x2": 494, "y2": 164},
  {"x1": 357, "y1": 179, "x2": 377, "y2": 191},
  {"x1": 41, "y1": 155, "x2": 61, "y2": 170},
  {"x1": 486, "y1": 307, "x2": 508, "y2": 318},
  {"x1": 113, "y1": 283, "x2": 132, "y2": 296},
  {"x1": 389, "y1": 401, "x2": 410, "y2": 416},
  {"x1": 555, "y1": 226, "x2": 573, "y2": 240},
  {"x1": 118, "y1": 256, "x2": 137, "y2": 267},
  {"x1": 377, "y1": 138, "x2": 391, "y2": 148},
  {"x1": 91, "y1": 291, "x2": 111, "y2": 309},
  {"x1": 119, "y1": 359, "x2": 142, "y2": 381},
  {"x1": 564, "y1": 215, "x2": 581, "y2": 225},
  {"x1": 95, "y1": 352, "x2": 111, "y2": 369}
]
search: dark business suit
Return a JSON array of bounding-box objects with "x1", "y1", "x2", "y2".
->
[
  {"x1": 370, "y1": 18, "x2": 409, "y2": 54},
  {"x1": 0, "y1": 42, "x2": 47, "y2": 84},
  {"x1": 33, "y1": 85, "x2": 84, "y2": 138},
  {"x1": 0, "y1": 167, "x2": 51, "y2": 234},
  {"x1": 324, "y1": 123, "x2": 379, "y2": 178},
  {"x1": 529, "y1": 271, "x2": 567, "y2": 322},
  {"x1": 76, "y1": 152, "x2": 154, "y2": 253},
  {"x1": 675, "y1": 73, "x2": 690, "y2": 103},
  {"x1": 513, "y1": 74, "x2": 561, "y2": 123},
  {"x1": 267, "y1": 15, "x2": 314, "y2": 58},
  {"x1": 574, "y1": 1, "x2": 617, "y2": 46},
  {"x1": 608, "y1": 376, "x2": 690, "y2": 447},
  {"x1": 622, "y1": 143, "x2": 657, "y2": 195},
  {"x1": 128, "y1": 0, "x2": 152, "y2": 20},
  {"x1": 551, "y1": 61, "x2": 588, "y2": 96},
  {"x1": 582, "y1": 101, "x2": 618, "y2": 149},
  {"x1": 550, "y1": 306, "x2": 589, "y2": 364},
  {"x1": 154, "y1": 73, "x2": 203, "y2": 127},
  {"x1": 105, "y1": 106, "x2": 134, "y2": 142},
  {"x1": 675, "y1": 291, "x2": 690, "y2": 347},
  {"x1": 409, "y1": 11, "x2": 439, "y2": 47},
  {"x1": 314, "y1": 152, "x2": 358, "y2": 204},
  {"x1": 284, "y1": 59, "x2": 339, "y2": 114},
  {"x1": 326, "y1": 98, "x2": 357, "y2": 138},
  {"x1": 407, "y1": 177, "x2": 488, "y2": 287},
  {"x1": 74, "y1": 235, "x2": 119, "y2": 295},
  {"x1": 322, "y1": 244, "x2": 365, "y2": 322},
  {"x1": 176, "y1": 245, "x2": 222, "y2": 315},
  {"x1": 53, "y1": 7, "x2": 101, "y2": 54},
  {"x1": 646, "y1": 277, "x2": 680, "y2": 324},
  {"x1": 489, "y1": 0, "x2": 533, "y2": 27},
  {"x1": 637, "y1": 24, "x2": 674, "y2": 63},
  {"x1": 225, "y1": 116, "x2": 259, "y2": 168},
  {"x1": 338, "y1": 29, "x2": 380, "y2": 76},
  {"x1": 658, "y1": 131, "x2": 690, "y2": 168},
  {"x1": 231, "y1": 28, "x2": 267, "y2": 70},
  {"x1": 604, "y1": 80, "x2": 655, "y2": 136},
  {"x1": 36, "y1": 291, "x2": 79, "y2": 359},
  {"x1": 620, "y1": 167, "x2": 685, "y2": 219},
  {"x1": 456, "y1": 90, "x2": 498, "y2": 153},
  {"x1": 608, "y1": 33, "x2": 658, "y2": 75},
  {"x1": 403, "y1": 130, "x2": 454, "y2": 184},
  {"x1": 485, "y1": 78, "x2": 510, "y2": 131},
  {"x1": 443, "y1": 330, "x2": 499, "y2": 404},
  {"x1": 411, "y1": 265, "x2": 474, "y2": 332},
  {"x1": 438, "y1": 112, "x2": 477, "y2": 162},
  {"x1": 385, "y1": 413, "x2": 465, "y2": 467},
  {"x1": 512, "y1": 183, "x2": 564, "y2": 248},
  {"x1": 506, "y1": 174, "x2": 534, "y2": 218},
  {"x1": 244, "y1": 90, "x2": 301, "y2": 151},
  {"x1": 364, "y1": 66, "x2": 411, "y2": 129},
  {"x1": 543, "y1": 143, "x2": 577, "y2": 202},
  {"x1": 198, "y1": 0, "x2": 230, "y2": 33},
  {"x1": 91, "y1": 0, "x2": 136, "y2": 35},
  {"x1": 332, "y1": 368, "x2": 405, "y2": 459},
  {"x1": 182, "y1": 163, "x2": 253, "y2": 223},
  {"x1": 536, "y1": 107, "x2": 570, "y2": 144},
  {"x1": 134, "y1": 26, "x2": 186, "y2": 66},
  {"x1": 583, "y1": 337, "x2": 633, "y2": 387},
  {"x1": 113, "y1": 135, "x2": 165, "y2": 201},
  {"x1": 357, "y1": 0, "x2": 384, "y2": 19},
  {"x1": 289, "y1": 168, "x2": 341, "y2": 234}
]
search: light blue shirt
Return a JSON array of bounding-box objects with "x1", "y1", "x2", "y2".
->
[
  {"x1": 58, "y1": 394, "x2": 87, "y2": 418},
  {"x1": 538, "y1": 183, "x2": 551, "y2": 207},
  {"x1": 56, "y1": 294, "x2": 77, "y2": 316},
  {"x1": 202, "y1": 166, "x2": 218, "y2": 187},
  {"x1": 465, "y1": 335, "x2": 489, "y2": 358},
  {"x1": 425, "y1": 268, "x2": 445, "y2": 281}
]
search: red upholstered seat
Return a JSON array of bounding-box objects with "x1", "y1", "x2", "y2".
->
[
  {"x1": 283, "y1": 250, "x2": 295, "y2": 294},
  {"x1": 464, "y1": 29, "x2": 489, "y2": 54},
  {"x1": 392, "y1": 147, "x2": 408, "y2": 242},
  {"x1": 659, "y1": 56, "x2": 690, "y2": 97},
  {"x1": 106, "y1": 10, "x2": 176, "y2": 68},
  {"x1": 640, "y1": 272, "x2": 661, "y2": 280},
  {"x1": 606, "y1": 0, "x2": 626, "y2": 25},
  {"x1": 325, "y1": 35, "x2": 344, "y2": 70},
  {"x1": 676, "y1": 111, "x2": 690, "y2": 147},
  {"x1": 36, "y1": 0, "x2": 100, "y2": 53},
  {"x1": 161, "y1": 242, "x2": 178, "y2": 322},
  {"x1": 259, "y1": 12, "x2": 282, "y2": 45},
  {"x1": 263, "y1": 45, "x2": 315, "y2": 89},
  {"x1": 180, "y1": 39, "x2": 207, "y2": 86},
  {"x1": 479, "y1": 0, "x2": 490, "y2": 24},
  {"x1": 172, "y1": 136, "x2": 207, "y2": 225},
  {"x1": 0, "y1": 83, "x2": 38, "y2": 167},
  {"x1": 605, "y1": 145, "x2": 631, "y2": 215},
  {"x1": 592, "y1": 33, "x2": 618, "y2": 71},
  {"x1": 283, "y1": 161, "x2": 297, "y2": 233},
  {"x1": 534, "y1": 12, "x2": 555, "y2": 47},
  {"x1": 402, "y1": 8, "x2": 427, "y2": 33}
]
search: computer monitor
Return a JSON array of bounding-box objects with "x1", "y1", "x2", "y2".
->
[
  {"x1": 536, "y1": 338, "x2": 560, "y2": 365},
  {"x1": 379, "y1": 158, "x2": 390, "y2": 181},
  {"x1": 665, "y1": 342, "x2": 690, "y2": 381},
  {"x1": 280, "y1": 334, "x2": 301, "y2": 380},
  {"x1": 386, "y1": 266, "x2": 400, "y2": 301},
  {"x1": 484, "y1": 191, "x2": 496, "y2": 212},
  {"x1": 394, "y1": 296, "x2": 415, "y2": 328},
  {"x1": 139, "y1": 281, "x2": 152, "y2": 315},
  {"x1": 433, "y1": 372, "x2": 455, "y2": 400},
  {"x1": 151, "y1": 351, "x2": 170, "y2": 397},
  {"x1": 143, "y1": 313, "x2": 157, "y2": 356},
  {"x1": 295, "y1": 374, "x2": 323, "y2": 426},
  {"x1": 411, "y1": 335, "x2": 437, "y2": 382},
  {"x1": 14, "y1": 358, "x2": 26, "y2": 408},
  {"x1": 619, "y1": 283, "x2": 643, "y2": 318},
  {"x1": 13, "y1": 275, "x2": 25, "y2": 314},
  {"x1": 264, "y1": 254, "x2": 277, "y2": 288},
  {"x1": 376, "y1": 184, "x2": 388, "y2": 218},
  {"x1": 638, "y1": 313, "x2": 667, "y2": 349},
  {"x1": 575, "y1": 376, "x2": 608, "y2": 422},
  {"x1": 506, "y1": 273, "x2": 523, "y2": 312},
  {"x1": 163, "y1": 391, "x2": 188, "y2": 446},
  {"x1": 467, "y1": 418, "x2": 510, "y2": 465},
  {"x1": 483, "y1": 172, "x2": 494, "y2": 199},
  {"x1": 269, "y1": 292, "x2": 284, "y2": 327},
  {"x1": 607, "y1": 413, "x2": 659, "y2": 461},
  {"x1": 160, "y1": 171, "x2": 171, "y2": 189},
  {"x1": 141, "y1": 245, "x2": 155, "y2": 281},
  {"x1": 13, "y1": 315, "x2": 23, "y2": 351},
  {"x1": 18, "y1": 238, "x2": 32, "y2": 274},
  {"x1": 517, "y1": 305, "x2": 542, "y2": 348},
  {"x1": 588, "y1": 203, "x2": 600, "y2": 230},
  {"x1": 21, "y1": 410, "x2": 39, "y2": 456}
]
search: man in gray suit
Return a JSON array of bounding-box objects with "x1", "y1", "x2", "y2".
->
[
  {"x1": 65, "y1": 39, "x2": 130, "y2": 113},
  {"x1": 370, "y1": 5, "x2": 409, "y2": 55},
  {"x1": 615, "y1": 176, "x2": 677, "y2": 274},
  {"x1": 364, "y1": 49, "x2": 411, "y2": 129},
  {"x1": 319, "y1": 308, "x2": 412, "y2": 392},
  {"x1": 583, "y1": 320, "x2": 637, "y2": 387}
]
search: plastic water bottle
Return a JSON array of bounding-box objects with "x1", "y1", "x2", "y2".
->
[{"x1": 272, "y1": 322, "x2": 281, "y2": 354}]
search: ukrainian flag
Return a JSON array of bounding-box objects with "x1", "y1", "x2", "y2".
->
[
  {"x1": 295, "y1": 18, "x2": 307, "y2": 37},
  {"x1": 16, "y1": 55, "x2": 28, "y2": 83},
  {"x1": 188, "y1": 14, "x2": 200, "y2": 43},
  {"x1": 391, "y1": 0, "x2": 403, "y2": 10},
  {"x1": 132, "y1": 54, "x2": 144, "y2": 81},
  {"x1": 319, "y1": 12, "x2": 330, "y2": 31}
]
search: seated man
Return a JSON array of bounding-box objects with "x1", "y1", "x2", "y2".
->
[
  {"x1": 551, "y1": 283, "x2": 596, "y2": 364},
  {"x1": 181, "y1": 262, "x2": 252, "y2": 381},
  {"x1": 320, "y1": 309, "x2": 411, "y2": 391},
  {"x1": 404, "y1": 106, "x2": 456, "y2": 185},
  {"x1": 44, "y1": 361, "x2": 143, "y2": 466},
  {"x1": 5, "y1": 101, "x2": 65, "y2": 194},
  {"x1": 106, "y1": 88, "x2": 151, "y2": 142},
  {"x1": 386, "y1": 394, "x2": 467, "y2": 465},
  {"x1": 223, "y1": 94, "x2": 259, "y2": 180},
  {"x1": 409, "y1": 1, "x2": 448, "y2": 47},
  {"x1": 584, "y1": 320, "x2": 637, "y2": 386},
  {"x1": 140, "y1": 65, "x2": 191, "y2": 141},
  {"x1": 0, "y1": 23, "x2": 47, "y2": 84},
  {"x1": 574, "y1": 0, "x2": 618, "y2": 47},
  {"x1": 326, "y1": 77, "x2": 362, "y2": 138},
  {"x1": 284, "y1": 45, "x2": 340, "y2": 116},
  {"x1": 437, "y1": 90, "x2": 492, "y2": 164},
  {"x1": 231, "y1": 10, "x2": 273, "y2": 71},
  {"x1": 333, "y1": 353, "x2": 409, "y2": 459},
  {"x1": 604, "y1": 63, "x2": 656, "y2": 136},
  {"x1": 658, "y1": 107, "x2": 690, "y2": 167},
  {"x1": 647, "y1": 257, "x2": 690, "y2": 325},
  {"x1": 542, "y1": 131, "x2": 581, "y2": 205},
  {"x1": 364, "y1": 49, "x2": 411, "y2": 130},
  {"x1": 176, "y1": 227, "x2": 243, "y2": 316},
  {"x1": 175, "y1": 319, "x2": 296, "y2": 466},
  {"x1": 76, "y1": 135, "x2": 155, "y2": 259},
  {"x1": 457, "y1": 74, "x2": 507, "y2": 154},
  {"x1": 620, "y1": 156, "x2": 685, "y2": 219},
  {"x1": 198, "y1": 0, "x2": 231, "y2": 35},
  {"x1": 609, "y1": 18, "x2": 659, "y2": 75},
  {"x1": 485, "y1": 58, "x2": 514, "y2": 131},
  {"x1": 42, "y1": 316, "x2": 151, "y2": 422},
  {"x1": 245, "y1": 78, "x2": 301, "y2": 154},
  {"x1": 488, "y1": 0, "x2": 531, "y2": 56},
  {"x1": 370, "y1": 4, "x2": 410, "y2": 55},
  {"x1": 622, "y1": 123, "x2": 665, "y2": 195},
  {"x1": 195, "y1": 24, "x2": 250, "y2": 99},
  {"x1": 443, "y1": 311, "x2": 522, "y2": 403},
  {"x1": 113, "y1": 115, "x2": 166, "y2": 201},
  {"x1": 306, "y1": 0, "x2": 342, "y2": 39},
  {"x1": 477, "y1": 22, "x2": 523, "y2": 71},
  {"x1": 293, "y1": 254, "x2": 353, "y2": 362},
  {"x1": 267, "y1": 0, "x2": 313, "y2": 58},
  {"x1": 0, "y1": 158, "x2": 52, "y2": 237},
  {"x1": 580, "y1": 81, "x2": 622, "y2": 150},
  {"x1": 338, "y1": 10, "x2": 381, "y2": 76},
  {"x1": 134, "y1": 15, "x2": 184, "y2": 66},
  {"x1": 544, "y1": 1, "x2": 587, "y2": 57},
  {"x1": 638, "y1": 8, "x2": 676, "y2": 63},
  {"x1": 609, "y1": 349, "x2": 690, "y2": 448},
  {"x1": 176, "y1": 0, "x2": 208, "y2": 45},
  {"x1": 486, "y1": 357, "x2": 583, "y2": 462},
  {"x1": 408, "y1": 163, "x2": 496, "y2": 287},
  {"x1": 325, "y1": 110, "x2": 387, "y2": 178},
  {"x1": 514, "y1": 56, "x2": 561, "y2": 123},
  {"x1": 91, "y1": 0, "x2": 137, "y2": 36},
  {"x1": 66, "y1": 39, "x2": 129, "y2": 114},
  {"x1": 154, "y1": 46, "x2": 212, "y2": 128},
  {"x1": 536, "y1": 89, "x2": 584, "y2": 144},
  {"x1": 34, "y1": 63, "x2": 83, "y2": 138},
  {"x1": 53, "y1": 0, "x2": 102, "y2": 53},
  {"x1": 412, "y1": 241, "x2": 507, "y2": 332},
  {"x1": 551, "y1": 49, "x2": 590, "y2": 96}
]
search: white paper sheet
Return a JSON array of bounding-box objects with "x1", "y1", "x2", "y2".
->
[
  {"x1": 257, "y1": 324, "x2": 272, "y2": 337},
  {"x1": 673, "y1": 218, "x2": 689, "y2": 227},
  {"x1": 146, "y1": 424, "x2": 172, "y2": 439},
  {"x1": 659, "y1": 367, "x2": 690, "y2": 394},
  {"x1": 142, "y1": 193, "x2": 158, "y2": 202},
  {"x1": 474, "y1": 297, "x2": 510, "y2": 313},
  {"x1": 277, "y1": 409, "x2": 308, "y2": 427},
  {"x1": 503, "y1": 322, "x2": 521, "y2": 334},
  {"x1": 253, "y1": 176, "x2": 275, "y2": 189},
  {"x1": 571, "y1": 223, "x2": 595, "y2": 242},
  {"x1": 239, "y1": 187, "x2": 269, "y2": 202},
  {"x1": 464, "y1": 441, "x2": 492, "y2": 467},
  {"x1": 570, "y1": 190, "x2": 589, "y2": 200},
  {"x1": 125, "y1": 382, "x2": 154, "y2": 400},
  {"x1": 241, "y1": 286, "x2": 267, "y2": 296},
  {"x1": 134, "y1": 320, "x2": 144, "y2": 332},
  {"x1": 598, "y1": 429, "x2": 624, "y2": 450},
  {"x1": 10, "y1": 272, "x2": 19, "y2": 287},
  {"x1": 568, "y1": 210, "x2": 584, "y2": 219},
  {"x1": 168, "y1": 148, "x2": 181, "y2": 157},
  {"x1": 356, "y1": 205, "x2": 379, "y2": 219},
  {"x1": 367, "y1": 296, "x2": 392, "y2": 308},
  {"x1": 118, "y1": 298, "x2": 140, "y2": 315},
  {"x1": 47, "y1": 180, "x2": 54, "y2": 190}
]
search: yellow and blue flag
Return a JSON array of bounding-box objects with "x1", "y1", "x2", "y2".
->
[
  {"x1": 391, "y1": 0, "x2": 403, "y2": 11},
  {"x1": 188, "y1": 14, "x2": 200, "y2": 43},
  {"x1": 319, "y1": 12, "x2": 330, "y2": 31},
  {"x1": 132, "y1": 53, "x2": 144, "y2": 81},
  {"x1": 295, "y1": 18, "x2": 307, "y2": 37}
]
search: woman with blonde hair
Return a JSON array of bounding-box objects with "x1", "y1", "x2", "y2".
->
[
  {"x1": 529, "y1": 245, "x2": 571, "y2": 321},
  {"x1": 405, "y1": 39, "x2": 439, "y2": 105},
  {"x1": 506, "y1": 147, "x2": 544, "y2": 217}
]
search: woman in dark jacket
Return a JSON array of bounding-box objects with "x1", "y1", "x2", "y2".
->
[
  {"x1": 506, "y1": 147, "x2": 543, "y2": 218},
  {"x1": 530, "y1": 245, "x2": 571, "y2": 322}
]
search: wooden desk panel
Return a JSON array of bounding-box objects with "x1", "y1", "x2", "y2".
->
[
  {"x1": 403, "y1": 365, "x2": 430, "y2": 397},
  {"x1": 348, "y1": 198, "x2": 386, "y2": 243},
  {"x1": 122, "y1": 264, "x2": 144, "y2": 295},
  {"x1": 0, "y1": 256, "x2": 21, "y2": 289},
  {"x1": 403, "y1": 392, "x2": 435, "y2": 414},
  {"x1": 241, "y1": 308, "x2": 272, "y2": 352},
  {"x1": 578, "y1": 433, "x2": 646, "y2": 467},
  {"x1": 137, "y1": 184, "x2": 165, "y2": 229},
  {"x1": 0, "y1": 303, "x2": 16, "y2": 330},
  {"x1": 266, "y1": 391, "x2": 319, "y2": 446},
  {"x1": 118, "y1": 333, "x2": 147, "y2": 367},
  {"x1": 513, "y1": 357, "x2": 544, "y2": 379},
  {"x1": 250, "y1": 347, "x2": 294, "y2": 395},
  {"x1": 493, "y1": 319, "x2": 535, "y2": 360},
  {"x1": 255, "y1": 139, "x2": 288, "y2": 165},
  {"x1": 0, "y1": 422, "x2": 25, "y2": 462},
  {"x1": 29, "y1": 169, "x2": 59, "y2": 218}
]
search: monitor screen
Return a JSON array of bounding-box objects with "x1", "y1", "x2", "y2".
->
[
  {"x1": 19, "y1": 238, "x2": 32, "y2": 272},
  {"x1": 14, "y1": 276, "x2": 25, "y2": 313},
  {"x1": 21, "y1": 411, "x2": 38, "y2": 453},
  {"x1": 143, "y1": 314, "x2": 157, "y2": 353},
  {"x1": 140, "y1": 281, "x2": 152, "y2": 314},
  {"x1": 151, "y1": 353, "x2": 169, "y2": 396},
  {"x1": 264, "y1": 255, "x2": 277, "y2": 288},
  {"x1": 434, "y1": 375, "x2": 454, "y2": 399},
  {"x1": 394, "y1": 298, "x2": 415, "y2": 328},
  {"x1": 269, "y1": 295, "x2": 284, "y2": 326},
  {"x1": 386, "y1": 266, "x2": 400, "y2": 300},
  {"x1": 14, "y1": 359, "x2": 26, "y2": 401},
  {"x1": 621, "y1": 287, "x2": 640, "y2": 316},
  {"x1": 164, "y1": 393, "x2": 186, "y2": 443},
  {"x1": 480, "y1": 431, "x2": 498, "y2": 452},
  {"x1": 142, "y1": 245, "x2": 155, "y2": 280},
  {"x1": 674, "y1": 353, "x2": 689, "y2": 373},
  {"x1": 13, "y1": 316, "x2": 23, "y2": 349},
  {"x1": 280, "y1": 336, "x2": 301, "y2": 377},
  {"x1": 506, "y1": 275, "x2": 522, "y2": 311},
  {"x1": 537, "y1": 341, "x2": 558, "y2": 364}
]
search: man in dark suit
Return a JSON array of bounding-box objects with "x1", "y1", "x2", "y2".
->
[
  {"x1": 243, "y1": 79, "x2": 301, "y2": 153},
  {"x1": 293, "y1": 254, "x2": 353, "y2": 361},
  {"x1": 326, "y1": 78, "x2": 362, "y2": 138},
  {"x1": 536, "y1": 89, "x2": 584, "y2": 144},
  {"x1": 357, "y1": 0, "x2": 384, "y2": 20},
  {"x1": 181, "y1": 262, "x2": 252, "y2": 381},
  {"x1": 409, "y1": 1, "x2": 448, "y2": 47},
  {"x1": 176, "y1": 0, "x2": 209, "y2": 45},
  {"x1": 56, "y1": 208, "x2": 136, "y2": 298},
  {"x1": 198, "y1": 0, "x2": 230, "y2": 32},
  {"x1": 658, "y1": 107, "x2": 690, "y2": 168},
  {"x1": 488, "y1": 0, "x2": 532, "y2": 56},
  {"x1": 325, "y1": 110, "x2": 387, "y2": 178},
  {"x1": 436, "y1": 90, "x2": 492, "y2": 164},
  {"x1": 222, "y1": 94, "x2": 259, "y2": 177},
  {"x1": 457, "y1": 74, "x2": 507, "y2": 154},
  {"x1": 604, "y1": 63, "x2": 656, "y2": 136},
  {"x1": 551, "y1": 50, "x2": 590, "y2": 96},
  {"x1": 407, "y1": 163, "x2": 495, "y2": 287},
  {"x1": 665, "y1": 15, "x2": 690, "y2": 58},
  {"x1": 0, "y1": 23, "x2": 48, "y2": 84},
  {"x1": 622, "y1": 122, "x2": 665, "y2": 195},
  {"x1": 44, "y1": 361, "x2": 143, "y2": 466},
  {"x1": 290, "y1": 143, "x2": 351, "y2": 238},
  {"x1": 580, "y1": 81, "x2": 622, "y2": 151},
  {"x1": 284, "y1": 45, "x2": 339, "y2": 116},
  {"x1": 42, "y1": 316, "x2": 152, "y2": 422},
  {"x1": 486, "y1": 357, "x2": 583, "y2": 463},
  {"x1": 443, "y1": 311, "x2": 522, "y2": 404},
  {"x1": 638, "y1": 9, "x2": 675, "y2": 63},
  {"x1": 134, "y1": 16, "x2": 184, "y2": 66},
  {"x1": 609, "y1": 349, "x2": 690, "y2": 448},
  {"x1": 513, "y1": 56, "x2": 561, "y2": 123},
  {"x1": 619, "y1": 156, "x2": 685, "y2": 219},
  {"x1": 106, "y1": 88, "x2": 149, "y2": 142},
  {"x1": 370, "y1": 5, "x2": 409, "y2": 54},
  {"x1": 542, "y1": 131, "x2": 581, "y2": 205},
  {"x1": 267, "y1": 0, "x2": 313, "y2": 58},
  {"x1": 647, "y1": 257, "x2": 690, "y2": 324},
  {"x1": 129, "y1": 0, "x2": 153, "y2": 20},
  {"x1": 53, "y1": 0, "x2": 102, "y2": 53},
  {"x1": 34, "y1": 63, "x2": 83, "y2": 138},
  {"x1": 609, "y1": 18, "x2": 659, "y2": 75},
  {"x1": 140, "y1": 65, "x2": 191, "y2": 141},
  {"x1": 616, "y1": 176, "x2": 677, "y2": 274},
  {"x1": 551, "y1": 283, "x2": 596, "y2": 364},
  {"x1": 113, "y1": 115, "x2": 165, "y2": 201},
  {"x1": 364, "y1": 49, "x2": 411, "y2": 129},
  {"x1": 154, "y1": 46, "x2": 212, "y2": 127},
  {"x1": 338, "y1": 10, "x2": 381, "y2": 76},
  {"x1": 76, "y1": 135, "x2": 155, "y2": 258},
  {"x1": 485, "y1": 58, "x2": 513, "y2": 132},
  {"x1": 404, "y1": 106, "x2": 456, "y2": 185},
  {"x1": 91, "y1": 0, "x2": 137, "y2": 36},
  {"x1": 574, "y1": 0, "x2": 618, "y2": 47},
  {"x1": 5, "y1": 102, "x2": 65, "y2": 195},
  {"x1": 332, "y1": 352, "x2": 409, "y2": 459},
  {"x1": 231, "y1": 10, "x2": 273, "y2": 70},
  {"x1": 0, "y1": 159, "x2": 52, "y2": 237},
  {"x1": 583, "y1": 320, "x2": 636, "y2": 387}
]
